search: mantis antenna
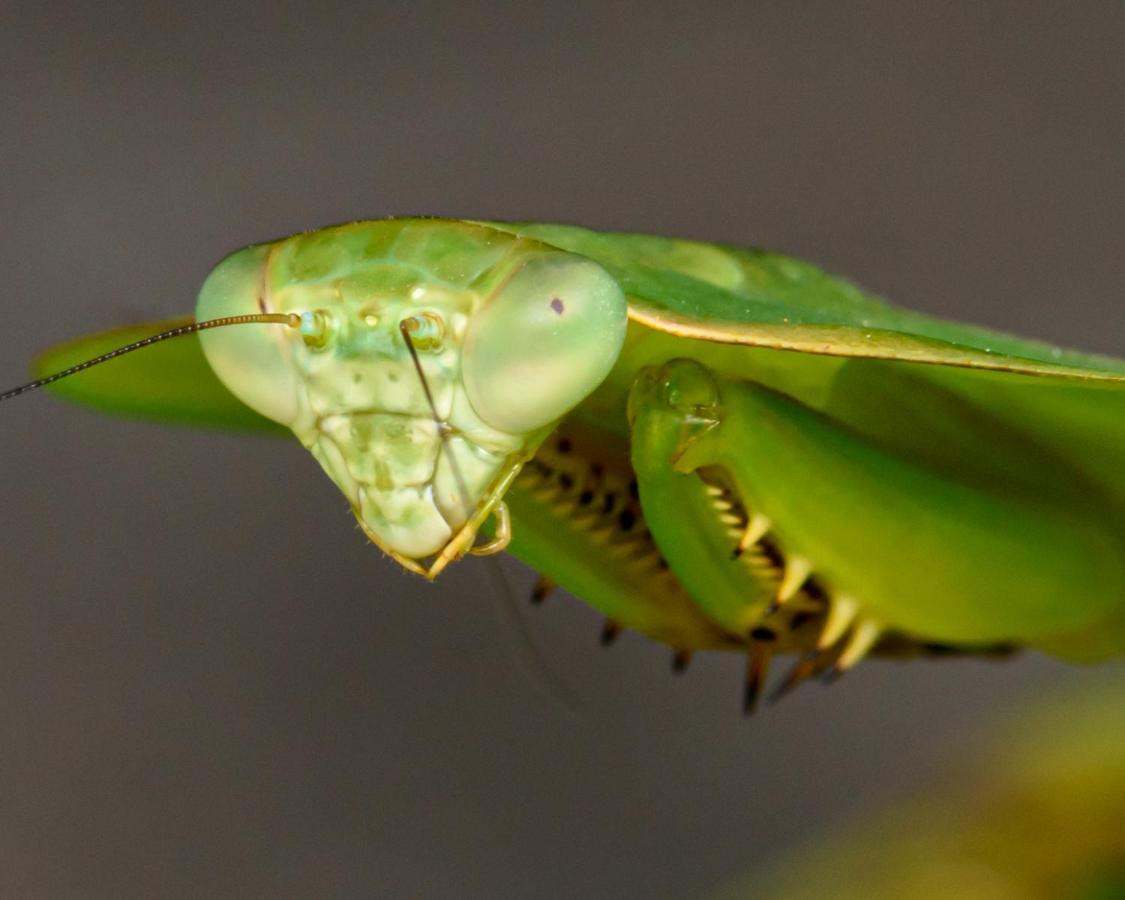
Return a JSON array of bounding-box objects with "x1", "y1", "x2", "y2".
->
[{"x1": 0, "y1": 313, "x2": 299, "y2": 404}]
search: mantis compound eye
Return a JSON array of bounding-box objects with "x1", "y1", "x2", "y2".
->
[
  {"x1": 462, "y1": 253, "x2": 627, "y2": 434},
  {"x1": 196, "y1": 244, "x2": 304, "y2": 427}
]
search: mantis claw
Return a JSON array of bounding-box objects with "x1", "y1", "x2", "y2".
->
[
  {"x1": 600, "y1": 619, "x2": 622, "y2": 646},
  {"x1": 530, "y1": 574, "x2": 556, "y2": 605},
  {"x1": 833, "y1": 619, "x2": 883, "y2": 673},
  {"x1": 743, "y1": 642, "x2": 772, "y2": 715},
  {"x1": 469, "y1": 501, "x2": 511, "y2": 557},
  {"x1": 731, "y1": 512, "x2": 771, "y2": 560},
  {"x1": 774, "y1": 555, "x2": 813, "y2": 610}
]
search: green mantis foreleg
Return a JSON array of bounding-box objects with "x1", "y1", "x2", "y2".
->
[
  {"x1": 631, "y1": 359, "x2": 1125, "y2": 666},
  {"x1": 627, "y1": 361, "x2": 819, "y2": 643}
]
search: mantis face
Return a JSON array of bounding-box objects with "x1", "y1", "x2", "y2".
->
[{"x1": 194, "y1": 222, "x2": 628, "y2": 577}]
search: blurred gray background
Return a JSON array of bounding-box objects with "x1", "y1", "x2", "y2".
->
[{"x1": 1, "y1": 3, "x2": 1122, "y2": 898}]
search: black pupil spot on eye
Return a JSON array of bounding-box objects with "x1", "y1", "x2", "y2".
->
[{"x1": 550, "y1": 297, "x2": 565, "y2": 315}]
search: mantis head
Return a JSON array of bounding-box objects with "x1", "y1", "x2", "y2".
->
[{"x1": 195, "y1": 223, "x2": 628, "y2": 577}]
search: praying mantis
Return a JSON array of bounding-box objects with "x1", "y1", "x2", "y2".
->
[{"x1": 13, "y1": 218, "x2": 1125, "y2": 711}]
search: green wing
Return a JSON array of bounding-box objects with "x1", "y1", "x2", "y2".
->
[{"x1": 484, "y1": 221, "x2": 1125, "y2": 382}]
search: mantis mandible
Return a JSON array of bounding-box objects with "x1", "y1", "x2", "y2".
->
[{"x1": 10, "y1": 218, "x2": 1125, "y2": 711}]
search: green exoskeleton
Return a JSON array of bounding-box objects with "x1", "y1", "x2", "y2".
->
[{"x1": 15, "y1": 219, "x2": 1125, "y2": 709}]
